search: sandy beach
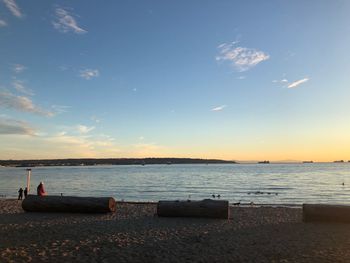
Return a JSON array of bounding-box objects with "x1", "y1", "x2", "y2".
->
[{"x1": 1, "y1": 200, "x2": 350, "y2": 262}]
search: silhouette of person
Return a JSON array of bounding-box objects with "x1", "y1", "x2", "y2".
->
[
  {"x1": 37, "y1": 182, "x2": 47, "y2": 196},
  {"x1": 24, "y1": 187, "x2": 28, "y2": 198},
  {"x1": 18, "y1": 187, "x2": 23, "y2": 200}
]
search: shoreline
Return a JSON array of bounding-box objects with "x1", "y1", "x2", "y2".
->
[{"x1": 1, "y1": 199, "x2": 350, "y2": 262}]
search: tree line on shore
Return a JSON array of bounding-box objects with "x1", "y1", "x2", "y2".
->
[{"x1": 0, "y1": 158, "x2": 236, "y2": 167}]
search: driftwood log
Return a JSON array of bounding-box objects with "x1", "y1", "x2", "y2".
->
[
  {"x1": 22, "y1": 195, "x2": 116, "y2": 213},
  {"x1": 157, "y1": 199, "x2": 229, "y2": 219},
  {"x1": 303, "y1": 204, "x2": 350, "y2": 223}
]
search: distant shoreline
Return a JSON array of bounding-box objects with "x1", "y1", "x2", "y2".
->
[
  {"x1": 0, "y1": 158, "x2": 349, "y2": 167},
  {"x1": 0, "y1": 157, "x2": 236, "y2": 167}
]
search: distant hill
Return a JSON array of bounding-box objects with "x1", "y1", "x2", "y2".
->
[{"x1": 0, "y1": 158, "x2": 236, "y2": 167}]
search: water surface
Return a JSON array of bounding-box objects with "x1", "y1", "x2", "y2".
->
[{"x1": 1, "y1": 163, "x2": 350, "y2": 204}]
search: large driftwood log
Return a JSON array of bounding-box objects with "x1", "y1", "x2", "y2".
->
[
  {"x1": 22, "y1": 195, "x2": 116, "y2": 213},
  {"x1": 303, "y1": 204, "x2": 350, "y2": 223},
  {"x1": 157, "y1": 199, "x2": 229, "y2": 219}
]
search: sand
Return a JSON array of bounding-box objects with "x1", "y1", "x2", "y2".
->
[{"x1": 1, "y1": 199, "x2": 350, "y2": 262}]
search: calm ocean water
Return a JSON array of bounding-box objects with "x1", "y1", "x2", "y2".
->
[{"x1": 1, "y1": 163, "x2": 350, "y2": 205}]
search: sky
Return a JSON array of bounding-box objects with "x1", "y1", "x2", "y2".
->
[{"x1": 1, "y1": 0, "x2": 350, "y2": 161}]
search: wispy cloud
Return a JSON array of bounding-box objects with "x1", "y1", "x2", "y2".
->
[
  {"x1": 80, "y1": 69, "x2": 99, "y2": 80},
  {"x1": 42, "y1": 132, "x2": 120, "y2": 158},
  {"x1": 51, "y1": 105, "x2": 71, "y2": 114},
  {"x1": 3, "y1": 0, "x2": 22, "y2": 18},
  {"x1": 52, "y1": 7, "x2": 87, "y2": 34},
  {"x1": 0, "y1": 118, "x2": 35, "y2": 135},
  {"x1": 272, "y1": 78, "x2": 288, "y2": 84},
  {"x1": 13, "y1": 64, "x2": 26, "y2": 73},
  {"x1": 287, "y1": 78, "x2": 309, "y2": 89},
  {"x1": 0, "y1": 19, "x2": 7, "y2": 27},
  {"x1": 216, "y1": 42, "x2": 269, "y2": 72},
  {"x1": 211, "y1": 105, "x2": 227, "y2": 112},
  {"x1": 131, "y1": 143, "x2": 165, "y2": 157},
  {"x1": 0, "y1": 91, "x2": 54, "y2": 117},
  {"x1": 91, "y1": 115, "x2": 100, "y2": 123},
  {"x1": 77, "y1": 124, "x2": 95, "y2": 134},
  {"x1": 12, "y1": 80, "x2": 34, "y2": 95}
]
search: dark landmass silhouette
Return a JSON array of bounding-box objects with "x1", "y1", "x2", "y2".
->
[{"x1": 0, "y1": 158, "x2": 236, "y2": 167}]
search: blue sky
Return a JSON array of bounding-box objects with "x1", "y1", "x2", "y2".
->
[{"x1": 1, "y1": 0, "x2": 350, "y2": 161}]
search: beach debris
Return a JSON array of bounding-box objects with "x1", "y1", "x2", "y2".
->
[
  {"x1": 233, "y1": 201, "x2": 241, "y2": 206},
  {"x1": 303, "y1": 203, "x2": 350, "y2": 223},
  {"x1": 22, "y1": 195, "x2": 116, "y2": 213},
  {"x1": 157, "y1": 199, "x2": 229, "y2": 219}
]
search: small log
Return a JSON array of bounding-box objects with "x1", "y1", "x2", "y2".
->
[
  {"x1": 22, "y1": 195, "x2": 116, "y2": 213},
  {"x1": 157, "y1": 199, "x2": 229, "y2": 219},
  {"x1": 303, "y1": 204, "x2": 350, "y2": 223}
]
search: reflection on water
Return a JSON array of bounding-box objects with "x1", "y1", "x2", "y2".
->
[{"x1": 1, "y1": 163, "x2": 350, "y2": 204}]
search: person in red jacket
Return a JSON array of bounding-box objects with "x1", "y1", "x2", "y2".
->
[{"x1": 37, "y1": 182, "x2": 47, "y2": 196}]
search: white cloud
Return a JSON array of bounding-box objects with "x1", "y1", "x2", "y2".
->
[
  {"x1": 0, "y1": 117, "x2": 35, "y2": 135},
  {"x1": 216, "y1": 42, "x2": 269, "y2": 72},
  {"x1": 3, "y1": 0, "x2": 22, "y2": 18},
  {"x1": 12, "y1": 80, "x2": 34, "y2": 95},
  {"x1": 79, "y1": 69, "x2": 99, "y2": 80},
  {"x1": 0, "y1": 19, "x2": 7, "y2": 27},
  {"x1": 0, "y1": 91, "x2": 53, "y2": 117},
  {"x1": 77, "y1": 124, "x2": 95, "y2": 134},
  {"x1": 237, "y1": 76, "x2": 246, "y2": 80},
  {"x1": 287, "y1": 78, "x2": 309, "y2": 89},
  {"x1": 211, "y1": 105, "x2": 227, "y2": 112},
  {"x1": 52, "y1": 7, "x2": 87, "y2": 34},
  {"x1": 13, "y1": 64, "x2": 26, "y2": 73}
]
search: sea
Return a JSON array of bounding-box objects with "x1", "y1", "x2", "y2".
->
[{"x1": 1, "y1": 163, "x2": 350, "y2": 205}]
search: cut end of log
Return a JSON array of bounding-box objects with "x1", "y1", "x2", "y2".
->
[{"x1": 109, "y1": 197, "x2": 116, "y2": 212}]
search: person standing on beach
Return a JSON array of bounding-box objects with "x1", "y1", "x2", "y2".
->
[
  {"x1": 24, "y1": 187, "x2": 28, "y2": 198},
  {"x1": 37, "y1": 182, "x2": 47, "y2": 196},
  {"x1": 18, "y1": 188, "x2": 23, "y2": 200}
]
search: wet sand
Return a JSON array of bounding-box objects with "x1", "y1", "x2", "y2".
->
[{"x1": 1, "y1": 199, "x2": 350, "y2": 262}]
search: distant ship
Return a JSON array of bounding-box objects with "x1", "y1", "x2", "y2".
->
[
  {"x1": 334, "y1": 160, "x2": 344, "y2": 163},
  {"x1": 302, "y1": 161, "x2": 313, "y2": 163},
  {"x1": 258, "y1": 160, "x2": 270, "y2": 164}
]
